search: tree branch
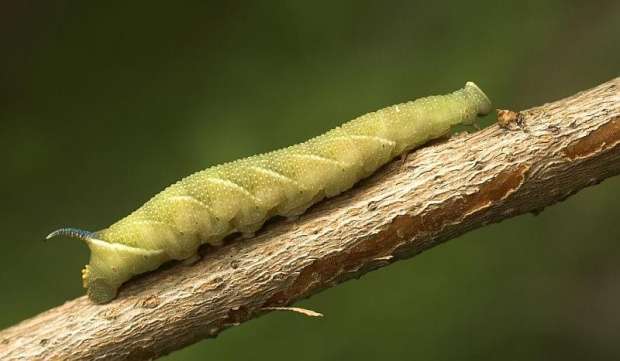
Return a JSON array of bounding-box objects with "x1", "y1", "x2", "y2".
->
[{"x1": 1, "y1": 78, "x2": 619, "y2": 361}]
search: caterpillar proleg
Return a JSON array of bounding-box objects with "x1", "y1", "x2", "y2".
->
[{"x1": 48, "y1": 82, "x2": 492, "y2": 303}]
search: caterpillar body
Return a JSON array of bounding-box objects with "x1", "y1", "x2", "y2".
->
[{"x1": 48, "y1": 82, "x2": 492, "y2": 304}]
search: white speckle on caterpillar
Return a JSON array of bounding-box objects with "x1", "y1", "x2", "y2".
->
[{"x1": 47, "y1": 81, "x2": 492, "y2": 303}]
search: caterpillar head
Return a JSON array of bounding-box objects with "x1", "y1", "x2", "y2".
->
[
  {"x1": 46, "y1": 228, "x2": 168, "y2": 304},
  {"x1": 463, "y1": 82, "x2": 493, "y2": 122}
]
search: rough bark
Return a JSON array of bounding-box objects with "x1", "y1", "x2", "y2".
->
[{"x1": 1, "y1": 78, "x2": 618, "y2": 361}]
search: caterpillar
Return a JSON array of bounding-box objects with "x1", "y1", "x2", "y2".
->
[{"x1": 47, "y1": 82, "x2": 492, "y2": 304}]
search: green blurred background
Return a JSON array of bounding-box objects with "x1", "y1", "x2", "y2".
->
[{"x1": 1, "y1": 1, "x2": 619, "y2": 360}]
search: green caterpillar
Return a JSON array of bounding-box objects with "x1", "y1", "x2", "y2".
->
[{"x1": 47, "y1": 82, "x2": 492, "y2": 304}]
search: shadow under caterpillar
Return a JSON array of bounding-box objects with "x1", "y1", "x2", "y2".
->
[{"x1": 47, "y1": 82, "x2": 492, "y2": 303}]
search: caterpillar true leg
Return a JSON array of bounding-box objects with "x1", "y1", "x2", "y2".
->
[{"x1": 182, "y1": 254, "x2": 201, "y2": 266}]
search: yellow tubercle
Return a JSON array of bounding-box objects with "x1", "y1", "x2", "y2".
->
[{"x1": 81, "y1": 266, "x2": 90, "y2": 288}]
